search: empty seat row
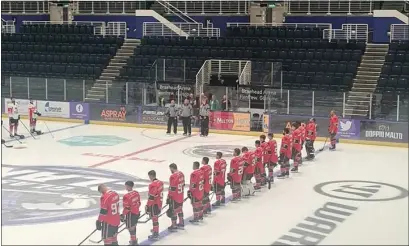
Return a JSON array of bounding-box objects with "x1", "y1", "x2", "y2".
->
[
  {"x1": 385, "y1": 52, "x2": 409, "y2": 63},
  {"x1": 20, "y1": 24, "x2": 95, "y2": 35},
  {"x1": 382, "y1": 64, "x2": 409, "y2": 75},
  {"x1": 389, "y1": 40, "x2": 409, "y2": 51},
  {"x1": 142, "y1": 36, "x2": 365, "y2": 51},
  {"x1": 2, "y1": 33, "x2": 123, "y2": 45},
  {"x1": 226, "y1": 26, "x2": 324, "y2": 39},
  {"x1": 287, "y1": 61, "x2": 358, "y2": 74},
  {"x1": 378, "y1": 76, "x2": 409, "y2": 93},
  {"x1": 2, "y1": 62, "x2": 102, "y2": 79},
  {"x1": 2, "y1": 42, "x2": 117, "y2": 55},
  {"x1": 2, "y1": 52, "x2": 110, "y2": 65}
]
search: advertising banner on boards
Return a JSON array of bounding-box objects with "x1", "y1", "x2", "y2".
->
[
  {"x1": 210, "y1": 111, "x2": 250, "y2": 131},
  {"x1": 69, "y1": 102, "x2": 90, "y2": 120},
  {"x1": 36, "y1": 100, "x2": 70, "y2": 118},
  {"x1": 140, "y1": 106, "x2": 167, "y2": 125},
  {"x1": 359, "y1": 120, "x2": 408, "y2": 143},
  {"x1": 89, "y1": 104, "x2": 138, "y2": 123}
]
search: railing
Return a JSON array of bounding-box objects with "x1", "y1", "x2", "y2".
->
[
  {"x1": 284, "y1": 0, "x2": 373, "y2": 15},
  {"x1": 323, "y1": 24, "x2": 368, "y2": 42},
  {"x1": 1, "y1": 20, "x2": 15, "y2": 34},
  {"x1": 239, "y1": 61, "x2": 251, "y2": 86},
  {"x1": 156, "y1": 0, "x2": 197, "y2": 23},
  {"x1": 22, "y1": 21, "x2": 107, "y2": 36},
  {"x1": 75, "y1": 1, "x2": 148, "y2": 14},
  {"x1": 390, "y1": 24, "x2": 409, "y2": 41},
  {"x1": 195, "y1": 60, "x2": 211, "y2": 96},
  {"x1": 143, "y1": 22, "x2": 220, "y2": 37},
  {"x1": 106, "y1": 22, "x2": 127, "y2": 38},
  {"x1": 1, "y1": 1, "x2": 49, "y2": 14},
  {"x1": 1, "y1": 76, "x2": 408, "y2": 122},
  {"x1": 226, "y1": 22, "x2": 332, "y2": 29},
  {"x1": 165, "y1": 1, "x2": 249, "y2": 15}
]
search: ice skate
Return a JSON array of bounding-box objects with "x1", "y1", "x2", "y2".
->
[
  {"x1": 277, "y1": 172, "x2": 286, "y2": 179},
  {"x1": 291, "y1": 167, "x2": 298, "y2": 173},
  {"x1": 168, "y1": 225, "x2": 178, "y2": 232},
  {"x1": 148, "y1": 232, "x2": 159, "y2": 240}
]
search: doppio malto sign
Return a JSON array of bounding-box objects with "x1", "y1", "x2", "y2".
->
[{"x1": 360, "y1": 121, "x2": 408, "y2": 143}]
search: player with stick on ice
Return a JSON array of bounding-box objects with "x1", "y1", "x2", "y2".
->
[
  {"x1": 7, "y1": 98, "x2": 24, "y2": 139},
  {"x1": 213, "y1": 152, "x2": 227, "y2": 206},
  {"x1": 121, "y1": 181, "x2": 141, "y2": 245},
  {"x1": 167, "y1": 163, "x2": 185, "y2": 231},
  {"x1": 28, "y1": 99, "x2": 42, "y2": 135},
  {"x1": 96, "y1": 184, "x2": 120, "y2": 245},
  {"x1": 188, "y1": 161, "x2": 205, "y2": 223},
  {"x1": 145, "y1": 170, "x2": 164, "y2": 240}
]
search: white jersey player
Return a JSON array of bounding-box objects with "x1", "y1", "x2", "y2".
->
[
  {"x1": 28, "y1": 100, "x2": 42, "y2": 135},
  {"x1": 7, "y1": 98, "x2": 23, "y2": 139}
]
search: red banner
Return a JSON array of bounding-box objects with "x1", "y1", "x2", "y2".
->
[{"x1": 210, "y1": 111, "x2": 250, "y2": 131}]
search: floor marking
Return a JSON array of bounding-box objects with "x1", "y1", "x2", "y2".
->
[{"x1": 89, "y1": 134, "x2": 197, "y2": 168}]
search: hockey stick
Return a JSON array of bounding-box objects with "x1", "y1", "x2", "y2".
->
[
  {"x1": 318, "y1": 136, "x2": 329, "y2": 151},
  {"x1": 2, "y1": 142, "x2": 13, "y2": 148},
  {"x1": 78, "y1": 229, "x2": 97, "y2": 245},
  {"x1": 43, "y1": 121, "x2": 54, "y2": 138},
  {"x1": 2, "y1": 125, "x2": 22, "y2": 144},
  {"x1": 116, "y1": 212, "x2": 148, "y2": 235},
  {"x1": 19, "y1": 120, "x2": 36, "y2": 140}
]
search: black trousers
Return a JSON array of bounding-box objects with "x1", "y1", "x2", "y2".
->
[
  {"x1": 167, "y1": 117, "x2": 177, "y2": 134},
  {"x1": 182, "y1": 116, "x2": 191, "y2": 134},
  {"x1": 200, "y1": 116, "x2": 209, "y2": 136}
]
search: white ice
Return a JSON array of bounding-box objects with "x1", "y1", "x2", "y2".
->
[{"x1": 1, "y1": 120, "x2": 408, "y2": 245}]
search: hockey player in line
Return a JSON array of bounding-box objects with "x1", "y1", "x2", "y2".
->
[
  {"x1": 167, "y1": 163, "x2": 185, "y2": 231},
  {"x1": 291, "y1": 122, "x2": 303, "y2": 173},
  {"x1": 228, "y1": 148, "x2": 244, "y2": 201},
  {"x1": 259, "y1": 135, "x2": 269, "y2": 186},
  {"x1": 253, "y1": 141, "x2": 264, "y2": 190},
  {"x1": 96, "y1": 184, "x2": 120, "y2": 245},
  {"x1": 200, "y1": 157, "x2": 212, "y2": 215},
  {"x1": 278, "y1": 128, "x2": 292, "y2": 178},
  {"x1": 28, "y1": 99, "x2": 42, "y2": 135},
  {"x1": 241, "y1": 147, "x2": 255, "y2": 196},
  {"x1": 121, "y1": 181, "x2": 141, "y2": 246},
  {"x1": 7, "y1": 98, "x2": 24, "y2": 139},
  {"x1": 266, "y1": 133, "x2": 279, "y2": 183},
  {"x1": 329, "y1": 110, "x2": 339, "y2": 150},
  {"x1": 145, "y1": 170, "x2": 164, "y2": 240},
  {"x1": 188, "y1": 161, "x2": 205, "y2": 223},
  {"x1": 213, "y1": 152, "x2": 227, "y2": 206},
  {"x1": 305, "y1": 118, "x2": 317, "y2": 160}
]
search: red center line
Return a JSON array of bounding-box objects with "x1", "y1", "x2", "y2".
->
[{"x1": 89, "y1": 134, "x2": 195, "y2": 168}]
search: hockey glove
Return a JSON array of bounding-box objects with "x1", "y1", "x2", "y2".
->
[
  {"x1": 120, "y1": 214, "x2": 125, "y2": 222},
  {"x1": 166, "y1": 197, "x2": 171, "y2": 205},
  {"x1": 145, "y1": 205, "x2": 149, "y2": 214},
  {"x1": 187, "y1": 190, "x2": 192, "y2": 200},
  {"x1": 36, "y1": 112, "x2": 42, "y2": 116},
  {"x1": 18, "y1": 115, "x2": 20, "y2": 120},
  {"x1": 95, "y1": 220, "x2": 102, "y2": 230}
]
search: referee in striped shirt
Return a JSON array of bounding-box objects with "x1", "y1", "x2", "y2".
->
[{"x1": 199, "y1": 99, "x2": 210, "y2": 137}]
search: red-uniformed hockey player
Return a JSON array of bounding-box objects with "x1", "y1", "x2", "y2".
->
[
  {"x1": 121, "y1": 181, "x2": 141, "y2": 246},
  {"x1": 278, "y1": 128, "x2": 292, "y2": 178},
  {"x1": 213, "y1": 152, "x2": 227, "y2": 206},
  {"x1": 228, "y1": 148, "x2": 243, "y2": 201},
  {"x1": 145, "y1": 170, "x2": 164, "y2": 240},
  {"x1": 241, "y1": 147, "x2": 255, "y2": 196},
  {"x1": 259, "y1": 135, "x2": 269, "y2": 186},
  {"x1": 329, "y1": 110, "x2": 339, "y2": 150},
  {"x1": 305, "y1": 118, "x2": 317, "y2": 160},
  {"x1": 291, "y1": 122, "x2": 302, "y2": 172},
  {"x1": 167, "y1": 163, "x2": 185, "y2": 231},
  {"x1": 96, "y1": 184, "x2": 120, "y2": 246},
  {"x1": 267, "y1": 133, "x2": 278, "y2": 183},
  {"x1": 7, "y1": 98, "x2": 23, "y2": 139},
  {"x1": 253, "y1": 141, "x2": 263, "y2": 190},
  {"x1": 28, "y1": 99, "x2": 42, "y2": 135},
  {"x1": 200, "y1": 157, "x2": 212, "y2": 216},
  {"x1": 188, "y1": 161, "x2": 204, "y2": 223}
]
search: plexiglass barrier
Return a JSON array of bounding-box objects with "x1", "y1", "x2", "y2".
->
[{"x1": 1, "y1": 76, "x2": 407, "y2": 122}]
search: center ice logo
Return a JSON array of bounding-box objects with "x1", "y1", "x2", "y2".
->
[{"x1": 1, "y1": 165, "x2": 150, "y2": 226}]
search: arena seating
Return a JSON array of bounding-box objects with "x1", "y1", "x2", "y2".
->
[{"x1": 1, "y1": 24, "x2": 124, "y2": 79}]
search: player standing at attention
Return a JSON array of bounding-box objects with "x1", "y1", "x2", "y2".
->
[
  {"x1": 200, "y1": 157, "x2": 213, "y2": 215},
  {"x1": 267, "y1": 133, "x2": 278, "y2": 183},
  {"x1": 329, "y1": 110, "x2": 339, "y2": 150},
  {"x1": 96, "y1": 184, "x2": 120, "y2": 246},
  {"x1": 241, "y1": 147, "x2": 255, "y2": 196},
  {"x1": 298, "y1": 121, "x2": 306, "y2": 164},
  {"x1": 291, "y1": 122, "x2": 302, "y2": 172},
  {"x1": 145, "y1": 170, "x2": 164, "y2": 240},
  {"x1": 188, "y1": 161, "x2": 204, "y2": 223},
  {"x1": 167, "y1": 163, "x2": 185, "y2": 231},
  {"x1": 278, "y1": 128, "x2": 292, "y2": 178},
  {"x1": 228, "y1": 148, "x2": 243, "y2": 201},
  {"x1": 305, "y1": 118, "x2": 317, "y2": 160},
  {"x1": 28, "y1": 99, "x2": 42, "y2": 135},
  {"x1": 121, "y1": 181, "x2": 141, "y2": 246},
  {"x1": 259, "y1": 135, "x2": 269, "y2": 186},
  {"x1": 7, "y1": 98, "x2": 23, "y2": 139},
  {"x1": 213, "y1": 152, "x2": 227, "y2": 206},
  {"x1": 253, "y1": 140, "x2": 264, "y2": 190}
]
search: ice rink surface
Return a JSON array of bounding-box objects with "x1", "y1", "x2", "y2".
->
[{"x1": 1, "y1": 120, "x2": 408, "y2": 245}]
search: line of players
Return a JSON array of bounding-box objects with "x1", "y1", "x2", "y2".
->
[
  {"x1": 6, "y1": 98, "x2": 42, "y2": 138},
  {"x1": 93, "y1": 111, "x2": 340, "y2": 245}
]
